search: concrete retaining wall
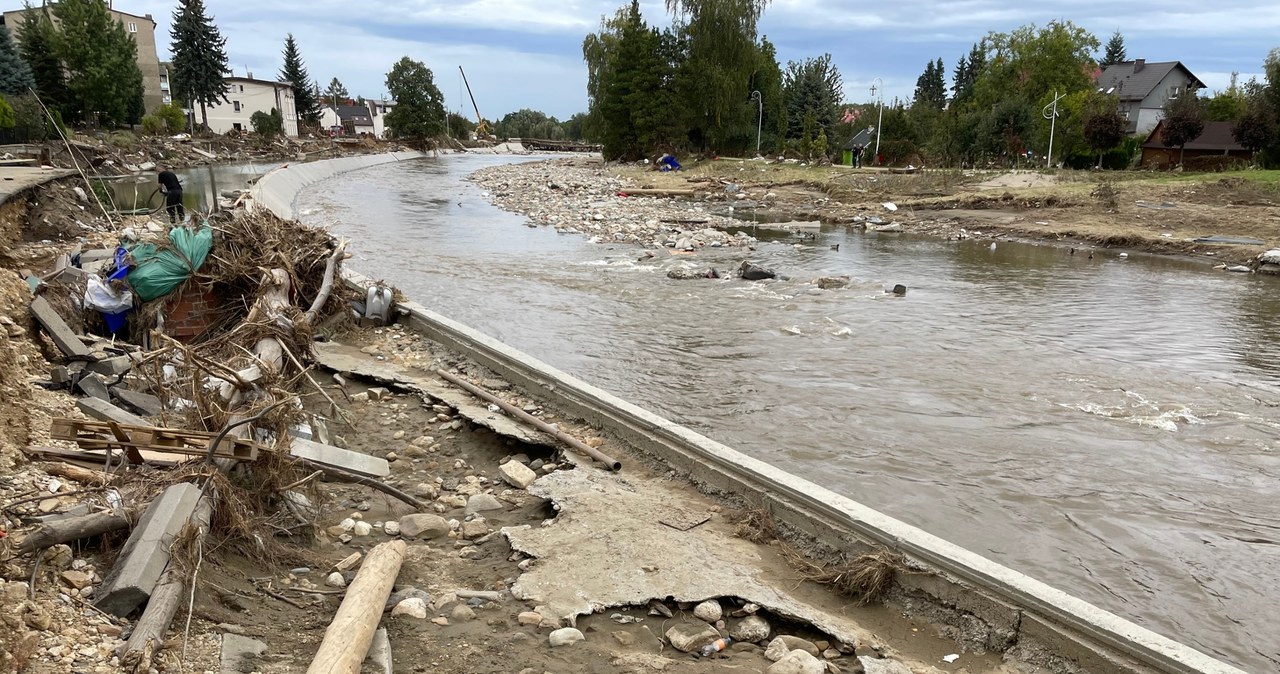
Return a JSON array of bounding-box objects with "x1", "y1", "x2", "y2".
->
[
  {"x1": 341, "y1": 267, "x2": 1243, "y2": 674},
  {"x1": 249, "y1": 151, "x2": 426, "y2": 220}
]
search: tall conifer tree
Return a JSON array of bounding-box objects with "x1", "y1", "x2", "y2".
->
[
  {"x1": 280, "y1": 35, "x2": 321, "y2": 126},
  {"x1": 170, "y1": 0, "x2": 230, "y2": 128}
]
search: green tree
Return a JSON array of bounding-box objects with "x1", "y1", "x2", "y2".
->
[
  {"x1": 280, "y1": 35, "x2": 321, "y2": 126},
  {"x1": 951, "y1": 43, "x2": 985, "y2": 107},
  {"x1": 1160, "y1": 89, "x2": 1206, "y2": 165},
  {"x1": 446, "y1": 111, "x2": 475, "y2": 140},
  {"x1": 324, "y1": 77, "x2": 349, "y2": 105},
  {"x1": 976, "y1": 99, "x2": 1036, "y2": 165},
  {"x1": 751, "y1": 36, "x2": 786, "y2": 153},
  {"x1": 665, "y1": 0, "x2": 771, "y2": 150},
  {"x1": 582, "y1": 5, "x2": 630, "y2": 142},
  {"x1": 595, "y1": 1, "x2": 679, "y2": 159},
  {"x1": 0, "y1": 97, "x2": 15, "y2": 128},
  {"x1": 913, "y1": 58, "x2": 946, "y2": 110},
  {"x1": 973, "y1": 21, "x2": 1100, "y2": 111},
  {"x1": 17, "y1": 3, "x2": 68, "y2": 113},
  {"x1": 169, "y1": 0, "x2": 229, "y2": 130},
  {"x1": 52, "y1": 0, "x2": 145, "y2": 125},
  {"x1": 250, "y1": 107, "x2": 284, "y2": 138},
  {"x1": 0, "y1": 25, "x2": 34, "y2": 96},
  {"x1": 1099, "y1": 31, "x2": 1127, "y2": 69},
  {"x1": 383, "y1": 56, "x2": 446, "y2": 141},
  {"x1": 1082, "y1": 96, "x2": 1127, "y2": 167},
  {"x1": 1232, "y1": 98, "x2": 1276, "y2": 159},
  {"x1": 783, "y1": 54, "x2": 842, "y2": 143}
]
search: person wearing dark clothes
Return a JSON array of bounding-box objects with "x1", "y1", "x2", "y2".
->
[{"x1": 158, "y1": 168, "x2": 184, "y2": 224}]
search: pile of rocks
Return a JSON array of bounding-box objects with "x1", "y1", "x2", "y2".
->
[{"x1": 471, "y1": 162, "x2": 759, "y2": 249}]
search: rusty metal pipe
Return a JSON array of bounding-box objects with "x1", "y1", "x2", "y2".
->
[{"x1": 435, "y1": 369, "x2": 622, "y2": 471}]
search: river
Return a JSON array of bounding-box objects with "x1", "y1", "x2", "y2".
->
[{"x1": 299, "y1": 155, "x2": 1280, "y2": 671}]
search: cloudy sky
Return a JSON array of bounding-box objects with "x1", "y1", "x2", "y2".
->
[{"x1": 119, "y1": 0, "x2": 1274, "y2": 119}]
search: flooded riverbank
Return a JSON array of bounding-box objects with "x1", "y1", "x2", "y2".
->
[
  {"x1": 96, "y1": 161, "x2": 284, "y2": 214},
  {"x1": 300, "y1": 155, "x2": 1280, "y2": 671}
]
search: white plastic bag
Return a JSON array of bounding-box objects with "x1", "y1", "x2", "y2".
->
[{"x1": 84, "y1": 275, "x2": 134, "y2": 313}]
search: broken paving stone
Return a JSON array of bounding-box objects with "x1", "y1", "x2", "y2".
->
[
  {"x1": 465, "y1": 493, "x2": 504, "y2": 513},
  {"x1": 60, "y1": 570, "x2": 93, "y2": 590},
  {"x1": 549, "y1": 627, "x2": 585, "y2": 647},
  {"x1": 768, "y1": 649, "x2": 826, "y2": 674},
  {"x1": 499, "y1": 461, "x2": 538, "y2": 489},
  {"x1": 665, "y1": 622, "x2": 720, "y2": 653},
  {"x1": 858, "y1": 657, "x2": 910, "y2": 674},
  {"x1": 398, "y1": 514, "x2": 450, "y2": 539},
  {"x1": 391, "y1": 598, "x2": 428, "y2": 619},
  {"x1": 693, "y1": 599, "x2": 722, "y2": 623}
]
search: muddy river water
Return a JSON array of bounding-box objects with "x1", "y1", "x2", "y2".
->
[{"x1": 300, "y1": 155, "x2": 1280, "y2": 671}]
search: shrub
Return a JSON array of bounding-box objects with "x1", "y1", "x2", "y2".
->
[
  {"x1": 250, "y1": 107, "x2": 283, "y2": 138},
  {"x1": 140, "y1": 113, "x2": 165, "y2": 135},
  {"x1": 1184, "y1": 155, "x2": 1250, "y2": 172},
  {"x1": 0, "y1": 97, "x2": 14, "y2": 128},
  {"x1": 156, "y1": 104, "x2": 187, "y2": 133}
]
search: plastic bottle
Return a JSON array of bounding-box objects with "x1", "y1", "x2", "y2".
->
[{"x1": 700, "y1": 637, "x2": 732, "y2": 657}]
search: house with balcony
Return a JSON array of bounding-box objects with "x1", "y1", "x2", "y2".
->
[{"x1": 1095, "y1": 60, "x2": 1206, "y2": 136}]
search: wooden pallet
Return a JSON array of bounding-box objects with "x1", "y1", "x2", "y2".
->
[{"x1": 50, "y1": 418, "x2": 262, "y2": 463}]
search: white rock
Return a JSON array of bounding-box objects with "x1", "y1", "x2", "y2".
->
[
  {"x1": 383, "y1": 521, "x2": 401, "y2": 536},
  {"x1": 730, "y1": 614, "x2": 771, "y2": 642},
  {"x1": 858, "y1": 656, "x2": 914, "y2": 674},
  {"x1": 337, "y1": 518, "x2": 356, "y2": 532},
  {"x1": 390, "y1": 598, "x2": 427, "y2": 619},
  {"x1": 351, "y1": 521, "x2": 373, "y2": 537},
  {"x1": 325, "y1": 572, "x2": 346, "y2": 588},
  {"x1": 767, "y1": 649, "x2": 825, "y2": 674},
  {"x1": 693, "y1": 599, "x2": 722, "y2": 623},
  {"x1": 549, "y1": 627, "x2": 585, "y2": 647},
  {"x1": 499, "y1": 461, "x2": 538, "y2": 489}
]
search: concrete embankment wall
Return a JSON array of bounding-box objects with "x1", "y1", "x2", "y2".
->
[
  {"x1": 252, "y1": 153, "x2": 1242, "y2": 674},
  {"x1": 249, "y1": 151, "x2": 426, "y2": 219}
]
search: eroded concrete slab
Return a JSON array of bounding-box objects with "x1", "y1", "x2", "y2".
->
[
  {"x1": 313, "y1": 341, "x2": 552, "y2": 446},
  {"x1": 503, "y1": 468, "x2": 875, "y2": 650}
]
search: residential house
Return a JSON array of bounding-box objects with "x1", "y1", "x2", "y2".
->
[
  {"x1": 1094, "y1": 60, "x2": 1206, "y2": 136},
  {"x1": 335, "y1": 104, "x2": 375, "y2": 136},
  {"x1": 205, "y1": 76, "x2": 298, "y2": 137},
  {"x1": 159, "y1": 61, "x2": 173, "y2": 107},
  {"x1": 2, "y1": 4, "x2": 166, "y2": 113},
  {"x1": 1140, "y1": 120, "x2": 1251, "y2": 168},
  {"x1": 318, "y1": 100, "x2": 396, "y2": 138}
]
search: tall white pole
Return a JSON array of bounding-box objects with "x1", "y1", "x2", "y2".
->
[
  {"x1": 1042, "y1": 91, "x2": 1065, "y2": 169},
  {"x1": 751, "y1": 90, "x2": 762, "y2": 156},
  {"x1": 871, "y1": 77, "x2": 884, "y2": 163}
]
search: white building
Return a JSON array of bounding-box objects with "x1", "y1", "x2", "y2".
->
[
  {"x1": 205, "y1": 76, "x2": 299, "y2": 137},
  {"x1": 1095, "y1": 60, "x2": 1206, "y2": 136}
]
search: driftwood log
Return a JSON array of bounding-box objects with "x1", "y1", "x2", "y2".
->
[
  {"x1": 306, "y1": 539, "x2": 406, "y2": 674},
  {"x1": 17, "y1": 509, "x2": 133, "y2": 554}
]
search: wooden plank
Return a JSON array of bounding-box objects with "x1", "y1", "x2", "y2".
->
[
  {"x1": 30, "y1": 296, "x2": 91, "y2": 358},
  {"x1": 51, "y1": 418, "x2": 261, "y2": 462},
  {"x1": 77, "y1": 398, "x2": 148, "y2": 426},
  {"x1": 290, "y1": 437, "x2": 389, "y2": 479}
]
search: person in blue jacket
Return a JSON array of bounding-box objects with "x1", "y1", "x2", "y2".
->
[{"x1": 658, "y1": 153, "x2": 682, "y2": 172}]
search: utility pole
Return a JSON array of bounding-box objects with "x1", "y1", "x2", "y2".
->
[
  {"x1": 1043, "y1": 90, "x2": 1066, "y2": 169},
  {"x1": 870, "y1": 77, "x2": 884, "y2": 164},
  {"x1": 750, "y1": 90, "x2": 762, "y2": 156}
]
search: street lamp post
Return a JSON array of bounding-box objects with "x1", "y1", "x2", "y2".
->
[
  {"x1": 750, "y1": 90, "x2": 762, "y2": 156},
  {"x1": 1042, "y1": 90, "x2": 1066, "y2": 169},
  {"x1": 870, "y1": 77, "x2": 884, "y2": 164}
]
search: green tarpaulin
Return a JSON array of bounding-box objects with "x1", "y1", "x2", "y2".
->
[{"x1": 125, "y1": 224, "x2": 214, "y2": 302}]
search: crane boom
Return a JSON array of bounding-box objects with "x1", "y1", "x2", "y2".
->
[{"x1": 458, "y1": 66, "x2": 489, "y2": 137}]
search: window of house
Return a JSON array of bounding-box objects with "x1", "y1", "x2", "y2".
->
[
  {"x1": 128, "y1": 22, "x2": 137, "y2": 32},
  {"x1": 234, "y1": 101, "x2": 241, "y2": 113},
  {"x1": 238, "y1": 85, "x2": 244, "y2": 92},
  {"x1": 233, "y1": 123, "x2": 242, "y2": 131}
]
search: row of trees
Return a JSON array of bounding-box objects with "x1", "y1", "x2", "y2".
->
[{"x1": 1, "y1": 0, "x2": 145, "y2": 130}]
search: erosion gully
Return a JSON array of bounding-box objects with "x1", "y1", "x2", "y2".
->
[{"x1": 299, "y1": 154, "x2": 1280, "y2": 672}]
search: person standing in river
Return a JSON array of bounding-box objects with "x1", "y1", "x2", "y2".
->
[{"x1": 157, "y1": 166, "x2": 185, "y2": 224}]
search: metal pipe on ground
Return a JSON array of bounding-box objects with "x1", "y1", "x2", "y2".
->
[{"x1": 434, "y1": 369, "x2": 623, "y2": 471}]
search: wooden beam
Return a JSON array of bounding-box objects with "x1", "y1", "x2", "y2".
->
[{"x1": 306, "y1": 540, "x2": 407, "y2": 674}]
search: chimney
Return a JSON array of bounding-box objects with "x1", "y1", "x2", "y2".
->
[{"x1": 1133, "y1": 59, "x2": 1145, "y2": 73}]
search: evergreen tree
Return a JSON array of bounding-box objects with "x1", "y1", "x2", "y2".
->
[
  {"x1": 324, "y1": 77, "x2": 349, "y2": 105},
  {"x1": 383, "y1": 56, "x2": 445, "y2": 140},
  {"x1": 599, "y1": 1, "x2": 675, "y2": 159},
  {"x1": 280, "y1": 34, "x2": 321, "y2": 126},
  {"x1": 0, "y1": 24, "x2": 34, "y2": 96},
  {"x1": 170, "y1": 0, "x2": 229, "y2": 129},
  {"x1": 913, "y1": 57, "x2": 946, "y2": 109},
  {"x1": 52, "y1": 0, "x2": 145, "y2": 125},
  {"x1": 16, "y1": 3, "x2": 67, "y2": 113},
  {"x1": 783, "y1": 54, "x2": 842, "y2": 143},
  {"x1": 1100, "y1": 31, "x2": 1127, "y2": 69},
  {"x1": 952, "y1": 43, "x2": 984, "y2": 105}
]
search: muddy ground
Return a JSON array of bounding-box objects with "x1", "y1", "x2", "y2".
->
[{"x1": 614, "y1": 159, "x2": 1280, "y2": 266}]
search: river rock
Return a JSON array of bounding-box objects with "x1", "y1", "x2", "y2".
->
[
  {"x1": 325, "y1": 572, "x2": 346, "y2": 588},
  {"x1": 451, "y1": 604, "x2": 476, "y2": 622},
  {"x1": 730, "y1": 614, "x2": 771, "y2": 642},
  {"x1": 739, "y1": 261, "x2": 777, "y2": 280},
  {"x1": 517, "y1": 611, "x2": 543, "y2": 626},
  {"x1": 858, "y1": 656, "x2": 912, "y2": 674},
  {"x1": 773, "y1": 636, "x2": 821, "y2": 658},
  {"x1": 549, "y1": 627, "x2": 585, "y2": 647},
  {"x1": 815, "y1": 276, "x2": 850, "y2": 290},
  {"x1": 398, "y1": 514, "x2": 450, "y2": 539},
  {"x1": 352, "y1": 521, "x2": 373, "y2": 537},
  {"x1": 768, "y1": 649, "x2": 826, "y2": 674},
  {"x1": 385, "y1": 587, "x2": 431, "y2": 611},
  {"x1": 383, "y1": 521, "x2": 401, "y2": 536},
  {"x1": 665, "y1": 622, "x2": 720, "y2": 653},
  {"x1": 499, "y1": 461, "x2": 538, "y2": 489},
  {"x1": 693, "y1": 600, "x2": 722, "y2": 623},
  {"x1": 465, "y1": 493, "x2": 504, "y2": 513},
  {"x1": 391, "y1": 598, "x2": 428, "y2": 619}
]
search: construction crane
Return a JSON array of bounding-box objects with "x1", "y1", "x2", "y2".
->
[{"x1": 458, "y1": 66, "x2": 491, "y2": 140}]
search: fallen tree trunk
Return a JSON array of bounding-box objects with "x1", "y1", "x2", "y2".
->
[
  {"x1": 306, "y1": 539, "x2": 407, "y2": 674},
  {"x1": 17, "y1": 509, "x2": 133, "y2": 554},
  {"x1": 118, "y1": 490, "x2": 215, "y2": 672}
]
